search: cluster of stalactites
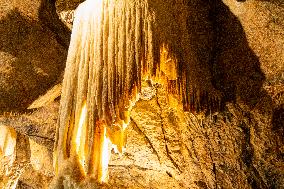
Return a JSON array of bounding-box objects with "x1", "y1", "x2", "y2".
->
[
  {"x1": 68, "y1": 0, "x2": 156, "y2": 128},
  {"x1": 54, "y1": 0, "x2": 157, "y2": 180},
  {"x1": 54, "y1": 0, "x2": 222, "y2": 181}
]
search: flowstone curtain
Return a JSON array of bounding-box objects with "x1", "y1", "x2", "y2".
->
[{"x1": 54, "y1": 0, "x2": 221, "y2": 182}]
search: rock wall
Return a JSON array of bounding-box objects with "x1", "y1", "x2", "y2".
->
[{"x1": 0, "y1": 0, "x2": 69, "y2": 112}]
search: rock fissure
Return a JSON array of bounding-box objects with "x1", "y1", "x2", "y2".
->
[
  {"x1": 130, "y1": 118, "x2": 162, "y2": 162},
  {"x1": 155, "y1": 87, "x2": 182, "y2": 173}
]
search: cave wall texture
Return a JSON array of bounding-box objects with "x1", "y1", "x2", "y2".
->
[{"x1": 0, "y1": 0, "x2": 283, "y2": 188}]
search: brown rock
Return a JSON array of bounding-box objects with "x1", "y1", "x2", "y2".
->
[{"x1": 0, "y1": 0, "x2": 68, "y2": 112}]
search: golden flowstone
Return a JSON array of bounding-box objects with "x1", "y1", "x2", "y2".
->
[{"x1": 54, "y1": 0, "x2": 221, "y2": 183}]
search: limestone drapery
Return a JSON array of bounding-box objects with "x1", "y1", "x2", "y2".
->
[{"x1": 54, "y1": 0, "x2": 221, "y2": 183}]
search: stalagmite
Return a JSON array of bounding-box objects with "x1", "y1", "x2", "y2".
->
[
  {"x1": 54, "y1": 0, "x2": 222, "y2": 183},
  {"x1": 0, "y1": 126, "x2": 17, "y2": 189},
  {"x1": 0, "y1": 126, "x2": 17, "y2": 159}
]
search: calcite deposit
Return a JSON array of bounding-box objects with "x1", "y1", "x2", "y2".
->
[{"x1": 0, "y1": 0, "x2": 283, "y2": 188}]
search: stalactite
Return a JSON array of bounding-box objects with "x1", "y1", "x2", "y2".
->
[{"x1": 54, "y1": 0, "x2": 222, "y2": 183}]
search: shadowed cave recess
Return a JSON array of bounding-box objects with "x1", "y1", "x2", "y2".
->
[{"x1": 0, "y1": 0, "x2": 283, "y2": 188}]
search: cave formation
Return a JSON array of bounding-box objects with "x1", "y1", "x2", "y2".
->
[
  {"x1": 0, "y1": 0, "x2": 284, "y2": 188},
  {"x1": 54, "y1": 0, "x2": 223, "y2": 183}
]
